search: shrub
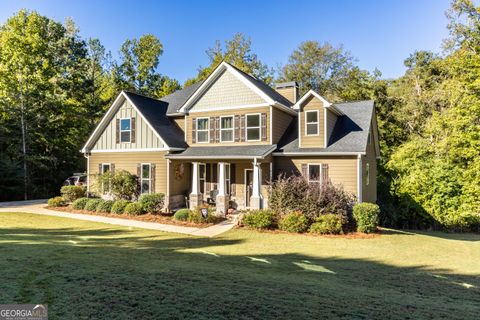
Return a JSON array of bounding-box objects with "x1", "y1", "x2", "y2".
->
[
  {"x1": 96, "y1": 170, "x2": 138, "y2": 200},
  {"x1": 124, "y1": 202, "x2": 144, "y2": 216},
  {"x1": 242, "y1": 209, "x2": 276, "y2": 229},
  {"x1": 353, "y1": 203, "x2": 380, "y2": 233},
  {"x1": 278, "y1": 211, "x2": 309, "y2": 233},
  {"x1": 96, "y1": 200, "x2": 114, "y2": 213},
  {"x1": 174, "y1": 208, "x2": 190, "y2": 221},
  {"x1": 72, "y1": 197, "x2": 89, "y2": 210},
  {"x1": 60, "y1": 185, "x2": 86, "y2": 202},
  {"x1": 48, "y1": 196, "x2": 65, "y2": 207},
  {"x1": 187, "y1": 206, "x2": 217, "y2": 224},
  {"x1": 84, "y1": 198, "x2": 102, "y2": 212},
  {"x1": 269, "y1": 175, "x2": 355, "y2": 225},
  {"x1": 139, "y1": 193, "x2": 165, "y2": 214},
  {"x1": 309, "y1": 214, "x2": 343, "y2": 234},
  {"x1": 111, "y1": 200, "x2": 131, "y2": 214}
]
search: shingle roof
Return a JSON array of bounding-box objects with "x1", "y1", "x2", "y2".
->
[
  {"x1": 162, "y1": 81, "x2": 204, "y2": 115},
  {"x1": 165, "y1": 145, "x2": 277, "y2": 159},
  {"x1": 123, "y1": 91, "x2": 188, "y2": 149},
  {"x1": 277, "y1": 100, "x2": 375, "y2": 154}
]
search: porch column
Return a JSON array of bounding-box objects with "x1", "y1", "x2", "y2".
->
[
  {"x1": 215, "y1": 162, "x2": 229, "y2": 216},
  {"x1": 250, "y1": 159, "x2": 263, "y2": 209},
  {"x1": 189, "y1": 162, "x2": 203, "y2": 209}
]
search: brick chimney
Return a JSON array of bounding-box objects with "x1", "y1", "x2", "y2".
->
[{"x1": 275, "y1": 81, "x2": 299, "y2": 104}]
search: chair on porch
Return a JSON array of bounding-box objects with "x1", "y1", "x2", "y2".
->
[{"x1": 207, "y1": 189, "x2": 218, "y2": 205}]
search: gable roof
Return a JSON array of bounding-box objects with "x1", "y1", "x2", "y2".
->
[
  {"x1": 292, "y1": 89, "x2": 344, "y2": 116},
  {"x1": 163, "y1": 81, "x2": 204, "y2": 115},
  {"x1": 276, "y1": 100, "x2": 376, "y2": 155}
]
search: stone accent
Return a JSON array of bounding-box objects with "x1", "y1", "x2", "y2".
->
[
  {"x1": 189, "y1": 194, "x2": 203, "y2": 209},
  {"x1": 215, "y1": 195, "x2": 229, "y2": 216}
]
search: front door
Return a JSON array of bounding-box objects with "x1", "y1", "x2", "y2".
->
[{"x1": 245, "y1": 169, "x2": 253, "y2": 207}]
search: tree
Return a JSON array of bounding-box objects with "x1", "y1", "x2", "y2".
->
[{"x1": 184, "y1": 33, "x2": 273, "y2": 87}]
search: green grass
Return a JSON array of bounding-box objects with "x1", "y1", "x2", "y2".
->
[{"x1": 0, "y1": 212, "x2": 479, "y2": 319}]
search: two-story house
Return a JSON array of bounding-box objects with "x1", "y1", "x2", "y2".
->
[{"x1": 81, "y1": 61, "x2": 380, "y2": 214}]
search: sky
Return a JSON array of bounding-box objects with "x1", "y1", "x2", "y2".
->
[{"x1": 0, "y1": 0, "x2": 451, "y2": 83}]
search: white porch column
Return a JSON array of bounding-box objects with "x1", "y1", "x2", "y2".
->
[
  {"x1": 217, "y1": 162, "x2": 226, "y2": 196},
  {"x1": 189, "y1": 162, "x2": 202, "y2": 209},
  {"x1": 250, "y1": 158, "x2": 262, "y2": 209},
  {"x1": 216, "y1": 162, "x2": 229, "y2": 216}
]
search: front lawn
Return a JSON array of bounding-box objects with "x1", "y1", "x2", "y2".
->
[{"x1": 0, "y1": 212, "x2": 479, "y2": 319}]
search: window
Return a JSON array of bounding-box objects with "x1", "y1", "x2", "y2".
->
[
  {"x1": 196, "y1": 118, "x2": 209, "y2": 143},
  {"x1": 308, "y1": 164, "x2": 321, "y2": 184},
  {"x1": 366, "y1": 163, "x2": 370, "y2": 186},
  {"x1": 220, "y1": 116, "x2": 234, "y2": 142},
  {"x1": 120, "y1": 118, "x2": 131, "y2": 142},
  {"x1": 305, "y1": 111, "x2": 319, "y2": 136},
  {"x1": 141, "y1": 164, "x2": 152, "y2": 194},
  {"x1": 101, "y1": 163, "x2": 111, "y2": 193},
  {"x1": 199, "y1": 164, "x2": 206, "y2": 194},
  {"x1": 246, "y1": 114, "x2": 260, "y2": 141}
]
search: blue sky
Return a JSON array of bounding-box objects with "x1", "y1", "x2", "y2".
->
[{"x1": 0, "y1": 0, "x2": 451, "y2": 83}]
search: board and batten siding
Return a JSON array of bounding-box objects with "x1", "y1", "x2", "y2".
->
[
  {"x1": 299, "y1": 96, "x2": 325, "y2": 148},
  {"x1": 271, "y1": 107, "x2": 294, "y2": 144},
  {"x1": 189, "y1": 69, "x2": 265, "y2": 112},
  {"x1": 92, "y1": 100, "x2": 164, "y2": 151},
  {"x1": 185, "y1": 106, "x2": 271, "y2": 146},
  {"x1": 273, "y1": 156, "x2": 358, "y2": 197},
  {"x1": 88, "y1": 152, "x2": 168, "y2": 195}
]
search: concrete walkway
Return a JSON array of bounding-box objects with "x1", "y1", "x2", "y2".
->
[{"x1": 0, "y1": 200, "x2": 236, "y2": 237}]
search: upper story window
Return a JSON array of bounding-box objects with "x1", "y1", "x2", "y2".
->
[
  {"x1": 305, "y1": 110, "x2": 319, "y2": 136},
  {"x1": 196, "y1": 118, "x2": 209, "y2": 143},
  {"x1": 246, "y1": 114, "x2": 260, "y2": 141},
  {"x1": 120, "y1": 118, "x2": 131, "y2": 142},
  {"x1": 220, "y1": 116, "x2": 234, "y2": 142}
]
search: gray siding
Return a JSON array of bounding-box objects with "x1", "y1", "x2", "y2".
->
[{"x1": 92, "y1": 100, "x2": 164, "y2": 150}]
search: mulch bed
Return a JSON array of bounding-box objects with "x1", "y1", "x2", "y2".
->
[{"x1": 47, "y1": 206, "x2": 215, "y2": 228}]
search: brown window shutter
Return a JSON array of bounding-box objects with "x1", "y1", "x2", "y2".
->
[
  {"x1": 99, "y1": 163, "x2": 102, "y2": 174},
  {"x1": 234, "y1": 115, "x2": 240, "y2": 142},
  {"x1": 115, "y1": 119, "x2": 120, "y2": 144},
  {"x1": 240, "y1": 115, "x2": 245, "y2": 142},
  {"x1": 192, "y1": 117, "x2": 196, "y2": 143},
  {"x1": 230, "y1": 164, "x2": 236, "y2": 196},
  {"x1": 261, "y1": 113, "x2": 267, "y2": 141},
  {"x1": 301, "y1": 163, "x2": 308, "y2": 178},
  {"x1": 151, "y1": 164, "x2": 156, "y2": 193},
  {"x1": 209, "y1": 117, "x2": 215, "y2": 143},
  {"x1": 215, "y1": 117, "x2": 220, "y2": 142},
  {"x1": 111, "y1": 164, "x2": 115, "y2": 174},
  {"x1": 322, "y1": 164, "x2": 329, "y2": 183},
  {"x1": 131, "y1": 117, "x2": 136, "y2": 143}
]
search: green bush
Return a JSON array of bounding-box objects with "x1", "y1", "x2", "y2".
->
[
  {"x1": 72, "y1": 197, "x2": 89, "y2": 210},
  {"x1": 84, "y1": 198, "x2": 102, "y2": 212},
  {"x1": 174, "y1": 208, "x2": 190, "y2": 221},
  {"x1": 60, "y1": 185, "x2": 86, "y2": 202},
  {"x1": 96, "y1": 170, "x2": 138, "y2": 200},
  {"x1": 353, "y1": 203, "x2": 380, "y2": 233},
  {"x1": 309, "y1": 214, "x2": 343, "y2": 234},
  {"x1": 278, "y1": 211, "x2": 309, "y2": 233},
  {"x1": 124, "y1": 202, "x2": 144, "y2": 216},
  {"x1": 96, "y1": 200, "x2": 114, "y2": 213},
  {"x1": 187, "y1": 206, "x2": 217, "y2": 224},
  {"x1": 48, "y1": 196, "x2": 65, "y2": 207},
  {"x1": 111, "y1": 200, "x2": 131, "y2": 214},
  {"x1": 138, "y1": 193, "x2": 165, "y2": 214},
  {"x1": 242, "y1": 209, "x2": 276, "y2": 229}
]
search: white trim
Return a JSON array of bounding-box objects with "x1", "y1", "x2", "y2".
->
[
  {"x1": 269, "y1": 106, "x2": 273, "y2": 145},
  {"x1": 226, "y1": 63, "x2": 275, "y2": 105},
  {"x1": 119, "y1": 117, "x2": 132, "y2": 143},
  {"x1": 244, "y1": 168, "x2": 253, "y2": 208},
  {"x1": 307, "y1": 163, "x2": 322, "y2": 184},
  {"x1": 273, "y1": 152, "x2": 365, "y2": 156},
  {"x1": 324, "y1": 108, "x2": 328, "y2": 147},
  {"x1": 90, "y1": 148, "x2": 173, "y2": 153},
  {"x1": 166, "y1": 159, "x2": 170, "y2": 199},
  {"x1": 245, "y1": 113, "x2": 261, "y2": 142},
  {"x1": 273, "y1": 102, "x2": 297, "y2": 116},
  {"x1": 195, "y1": 117, "x2": 210, "y2": 144},
  {"x1": 219, "y1": 115, "x2": 234, "y2": 143},
  {"x1": 84, "y1": 154, "x2": 90, "y2": 193},
  {"x1": 305, "y1": 110, "x2": 319, "y2": 136},
  {"x1": 293, "y1": 90, "x2": 332, "y2": 110},
  {"x1": 184, "y1": 116, "x2": 187, "y2": 142},
  {"x1": 298, "y1": 115, "x2": 302, "y2": 147},
  {"x1": 357, "y1": 154, "x2": 363, "y2": 202},
  {"x1": 188, "y1": 103, "x2": 270, "y2": 114}
]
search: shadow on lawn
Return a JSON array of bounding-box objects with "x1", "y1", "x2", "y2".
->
[{"x1": 0, "y1": 226, "x2": 479, "y2": 319}]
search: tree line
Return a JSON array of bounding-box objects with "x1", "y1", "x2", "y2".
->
[{"x1": 0, "y1": 0, "x2": 478, "y2": 231}]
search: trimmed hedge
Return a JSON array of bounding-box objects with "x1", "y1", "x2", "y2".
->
[
  {"x1": 72, "y1": 197, "x2": 89, "y2": 210},
  {"x1": 84, "y1": 198, "x2": 102, "y2": 212},
  {"x1": 174, "y1": 209, "x2": 190, "y2": 221},
  {"x1": 353, "y1": 203, "x2": 380, "y2": 233},
  {"x1": 96, "y1": 200, "x2": 114, "y2": 213},
  {"x1": 124, "y1": 202, "x2": 144, "y2": 216},
  {"x1": 309, "y1": 214, "x2": 343, "y2": 234},
  {"x1": 242, "y1": 210, "x2": 276, "y2": 229},
  {"x1": 60, "y1": 185, "x2": 86, "y2": 202},
  {"x1": 48, "y1": 196, "x2": 65, "y2": 207},
  {"x1": 278, "y1": 212, "x2": 309, "y2": 233},
  {"x1": 138, "y1": 193, "x2": 165, "y2": 214},
  {"x1": 111, "y1": 200, "x2": 131, "y2": 214}
]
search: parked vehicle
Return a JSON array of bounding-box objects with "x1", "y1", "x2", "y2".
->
[{"x1": 63, "y1": 173, "x2": 87, "y2": 186}]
